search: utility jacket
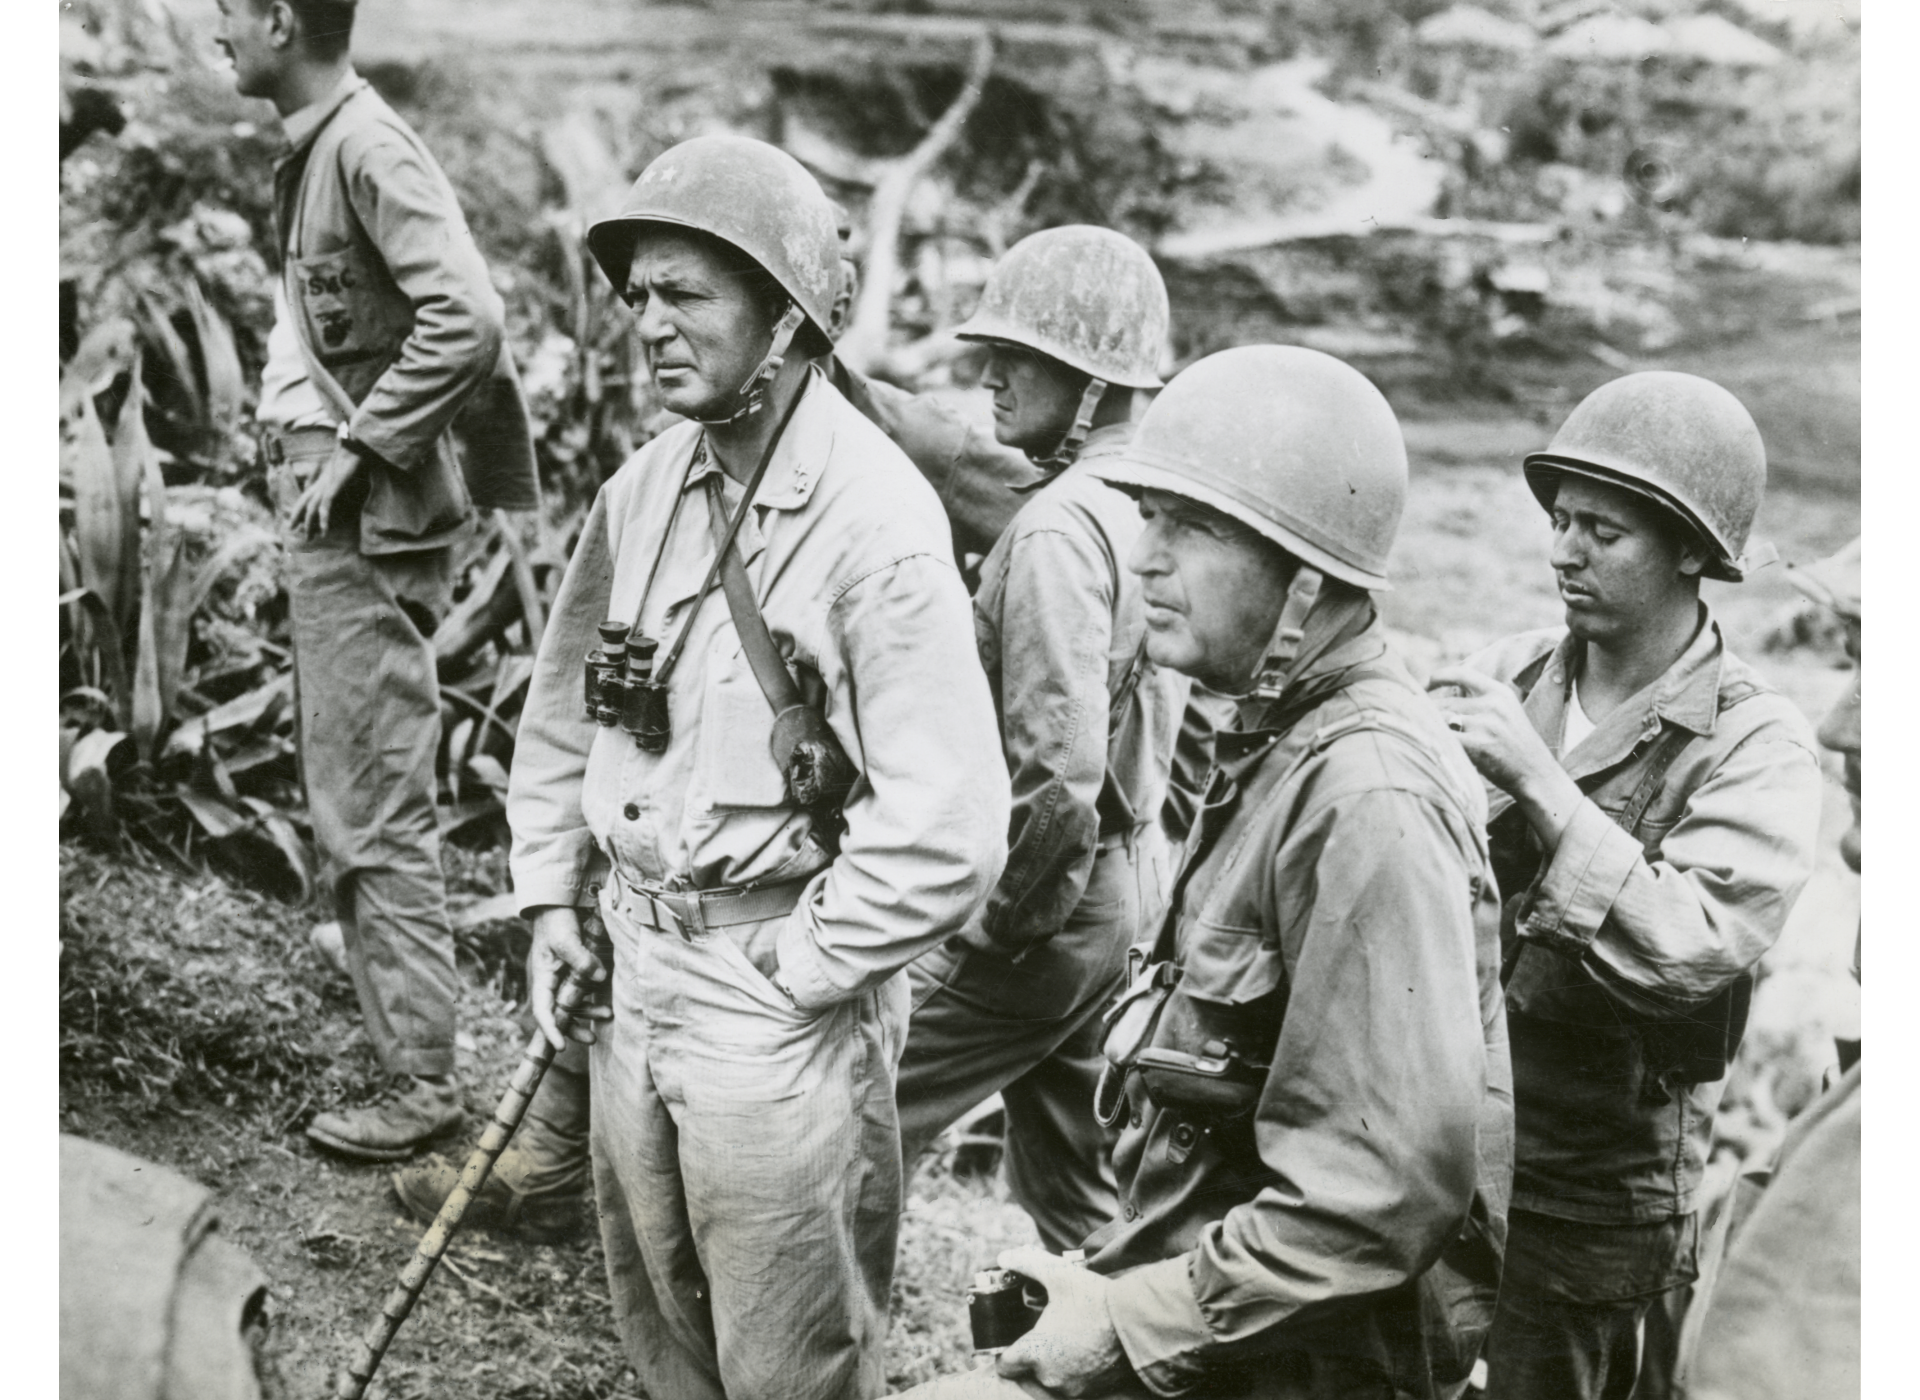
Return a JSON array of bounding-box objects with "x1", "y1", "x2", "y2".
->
[
  {"x1": 1089, "y1": 602, "x2": 1513, "y2": 1400},
  {"x1": 825, "y1": 360, "x2": 1041, "y2": 561},
  {"x1": 969, "y1": 423, "x2": 1187, "y2": 956},
  {"x1": 508, "y1": 370, "x2": 1008, "y2": 1011},
  {"x1": 273, "y1": 74, "x2": 538, "y2": 555},
  {"x1": 1465, "y1": 611, "x2": 1821, "y2": 1224}
]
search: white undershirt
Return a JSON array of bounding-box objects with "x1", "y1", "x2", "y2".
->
[{"x1": 1562, "y1": 680, "x2": 1597, "y2": 753}]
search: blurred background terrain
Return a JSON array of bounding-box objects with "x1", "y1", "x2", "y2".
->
[{"x1": 59, "y1": 2, "x2": 1859, "y2": 1395}]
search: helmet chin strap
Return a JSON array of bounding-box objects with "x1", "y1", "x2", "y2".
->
[
  {"x1": 690, "y1": 302, "x2": 808, "y2": 426},
  {"x1": 1249, "y1": 565, "x2": 1324, "y2": 704},
  {"x1": 1030, "y1": 375, "x2": 1109, "y2": 471}
]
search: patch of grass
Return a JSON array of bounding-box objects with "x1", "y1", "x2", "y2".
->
[{"x1": 58, "y1": 840, "x2": 382, "y2": 1122}]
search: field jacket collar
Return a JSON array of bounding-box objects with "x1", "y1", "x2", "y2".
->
[
  {"x1": 1493, "y1": 604, "x2": 1727, "y2": 823},
  {"x1": 277, "y1": 69, "x2": 363, "y2": 159}
]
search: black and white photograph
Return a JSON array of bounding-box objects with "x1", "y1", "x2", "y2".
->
[{"x1": 54, "y1": 2, "x2": 1868, "y2": 1397}]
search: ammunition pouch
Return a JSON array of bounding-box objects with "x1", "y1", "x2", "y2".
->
[
  {"x1": 1096, "y1": 950, "x2": 1276, "y2": 1126},
  {"x1": 1134, "y1": 981, "x2": 1273, "y2": 1121}
]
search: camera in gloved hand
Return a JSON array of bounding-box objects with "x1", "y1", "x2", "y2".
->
[
  {"x1": 584, "y1": 619, "x2": 670, "y2": 752},
  {"x1": 967, "y1": 1251, "x2": 1085, "y2": 1353}
]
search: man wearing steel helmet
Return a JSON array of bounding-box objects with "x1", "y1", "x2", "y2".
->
[
  {"x1": 892, "y1": 226, "x2": 1188, "y2": 1253},
  {"x1": 507, "y1": 135, "x2": 1008, "y2": 1400},
  {"x1": 1428, "y1": 372, "x2": 1824, "y2": 1400},
  {"x1": 896, "y1": 345, "x2": 1513, "y2": 1400}
]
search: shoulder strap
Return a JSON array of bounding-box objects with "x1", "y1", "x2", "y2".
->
[
  {"x1": 706, "y1": 473, "x2": 803, "y2": 714},
  {"x1": 1608, "y1": 723, "x2": 1694, "y2": 838},
  {"x1": 1108, "y1": 639, "x2": 1149, "y2": 729}
]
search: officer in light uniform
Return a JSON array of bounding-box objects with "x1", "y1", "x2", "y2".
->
[
  {"x1": 894, "y1": 226, "x2": 1188, "y2": 1252},
  {"x1": 509, "y1": 135, "x2": 1008, "y2": 1400}
]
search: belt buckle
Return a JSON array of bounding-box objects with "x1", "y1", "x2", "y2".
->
[{"x1": 644, "y1": 889, "x2": 696, "y2": 942}]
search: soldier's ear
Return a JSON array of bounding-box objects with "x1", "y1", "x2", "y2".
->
[
  {"x1": 265, "y1": 1, "x2": 300, "y2": 50},
  {"x1": 1676, "y1": 536, "x2": 1709, "y2": 579}
]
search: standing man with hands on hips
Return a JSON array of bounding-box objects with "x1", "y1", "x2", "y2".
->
[{"x1": 214, "y1": 0, "x2": 540, "y2": 1162}]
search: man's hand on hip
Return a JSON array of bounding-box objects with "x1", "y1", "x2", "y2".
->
[
  {"x1": 527, "y1": 906, "x2": 610, "y2": 1051},
  {"x1": 291, "y1": 440, "x2": 367, "y2": 538},
  {"x1": 995, "y1": 1248, "x2": 1135, "y2": 1398}
]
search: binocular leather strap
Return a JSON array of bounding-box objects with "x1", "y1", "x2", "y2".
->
[{"x1": 706, "y1": 473, "x2": 805, "y2": 717}]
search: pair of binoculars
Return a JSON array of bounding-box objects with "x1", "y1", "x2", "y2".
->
[{"x1": 583, "y1": 620, "x2": 670, "y2": 752}]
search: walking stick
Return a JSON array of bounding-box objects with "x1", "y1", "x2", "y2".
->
[{"x1": 334, "y1": 952, "x2": 605, "y2": 1400}]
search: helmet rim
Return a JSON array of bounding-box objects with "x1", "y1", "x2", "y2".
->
[
  {"x1": 1523, "y1": 453, "x2": 1746, "y2": 582},
  {"x1": 1090, "y1": 452, "x2": 1393, "y2": 592},
  {"x1": 586, "y1": 136, "x2": 839, "y2": 343}
]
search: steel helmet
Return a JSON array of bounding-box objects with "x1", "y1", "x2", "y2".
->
[
  {"x1": 1090, "y1": 345, "x2": 1407, "y2": 590},
  {"x1": 587, "y1": 135, "x2": 841, "y2": 343},
  {"x1": 955, "y1": 225, "x2": 1170, "y2": 388},
  {"x1": 1523, "y1": 371, "x2": 1766, "y2": 582}
]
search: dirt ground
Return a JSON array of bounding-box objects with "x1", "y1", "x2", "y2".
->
[{"x1": 59, "y1": 242, "x2": 1857, "y2": 1397}]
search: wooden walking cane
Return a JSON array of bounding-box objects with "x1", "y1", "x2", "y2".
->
[{"x1": 334, "y1": 946, "x2": 606, "y2": 1400}]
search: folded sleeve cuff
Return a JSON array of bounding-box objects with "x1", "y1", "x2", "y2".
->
[
  {"x1": 773, "y1": 872, "x2": 852, "y2": 1013},
  {"x1": 1522, "y1": 800, "x2": 1642, "y2": 957},
  {"x1": 509, "y1": 836, "x2": 606, "y2": 918},
  {"x1": 346, "y1": 413, "x2": 432, "y2": 475},
  {"x1": 1105, "y1": 1255, "x2": 1213, "y2": 1397}
]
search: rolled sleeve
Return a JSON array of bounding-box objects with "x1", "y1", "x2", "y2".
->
[
  {"x1": 1524, "y1": 734, "x2": 1823, "y2": 1005},
  {"x1": 1520, "y1": 799, "x2": 1642, "y2": 959},
  {"x1": 340, "y1": 126, "x2": 504, "y2": 472},
  {"x1": 1105, "y1": 1255, "x2": 1213, "y2": 1396},
  {"x1": 507, "y1": 491, "x2": 615, "y2": 915},
  {"x1": 774, "y1": 553, "x2": 1009, "y2": 1010}
]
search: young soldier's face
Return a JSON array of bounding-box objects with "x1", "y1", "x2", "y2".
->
[
  {"x1": 980, "y1": 343, "x2": 1086, "y2": 454},
  {"x1": 1547, "y1": 476, "x2": 1705, "y2": 647},
  {"x1": 213, "y1": 0, "x2": 283, "y2": 100},
  {"x1": 1818, "y1": 618, "x2": 1861, "y2": 871},
  {"x1": 1130, "y1": 489, "x2": 1293, "y2": 691},
  {"x1": 626, "y1": 230, "x2": 780, "y2": 420}
]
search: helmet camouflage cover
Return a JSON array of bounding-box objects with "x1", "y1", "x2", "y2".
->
[{"x1": 955, "y1": 224, "x2": 1170, "y2": 388}]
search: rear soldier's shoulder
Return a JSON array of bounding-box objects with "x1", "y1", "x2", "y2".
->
[
  {"x1": 1713, "y1": 645, "x2": 1820, "y2": 755},
  {"x1": 1462, "y1": 627, "x2": 1564, "y2": 685}
]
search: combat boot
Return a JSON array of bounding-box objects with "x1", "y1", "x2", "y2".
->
[
  {"x1": 306, "y1": 1074, "x2": 463, "y2": 1162},
  {"x1": 391, "y1": 1059, "x2": 591, "y2": 1241}
]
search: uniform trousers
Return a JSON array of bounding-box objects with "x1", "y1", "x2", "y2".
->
[
  {"x1": 590, "y1": 881, "x2": 910, "y2": 1400},
  {"x1": 271, "y1": 429, "x2": 458, "y2": 1078},
  {"x1": 896, "y1": 838, "x2": 1144, "y2": 1253},
  {"x1": 1480, "y1": 1208, "x2": 1697, "y2": 1400}
]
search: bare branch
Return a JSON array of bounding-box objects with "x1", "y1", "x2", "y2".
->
[{"x1": 837, "y1": 28, "x2": 997, "y2": 374}]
